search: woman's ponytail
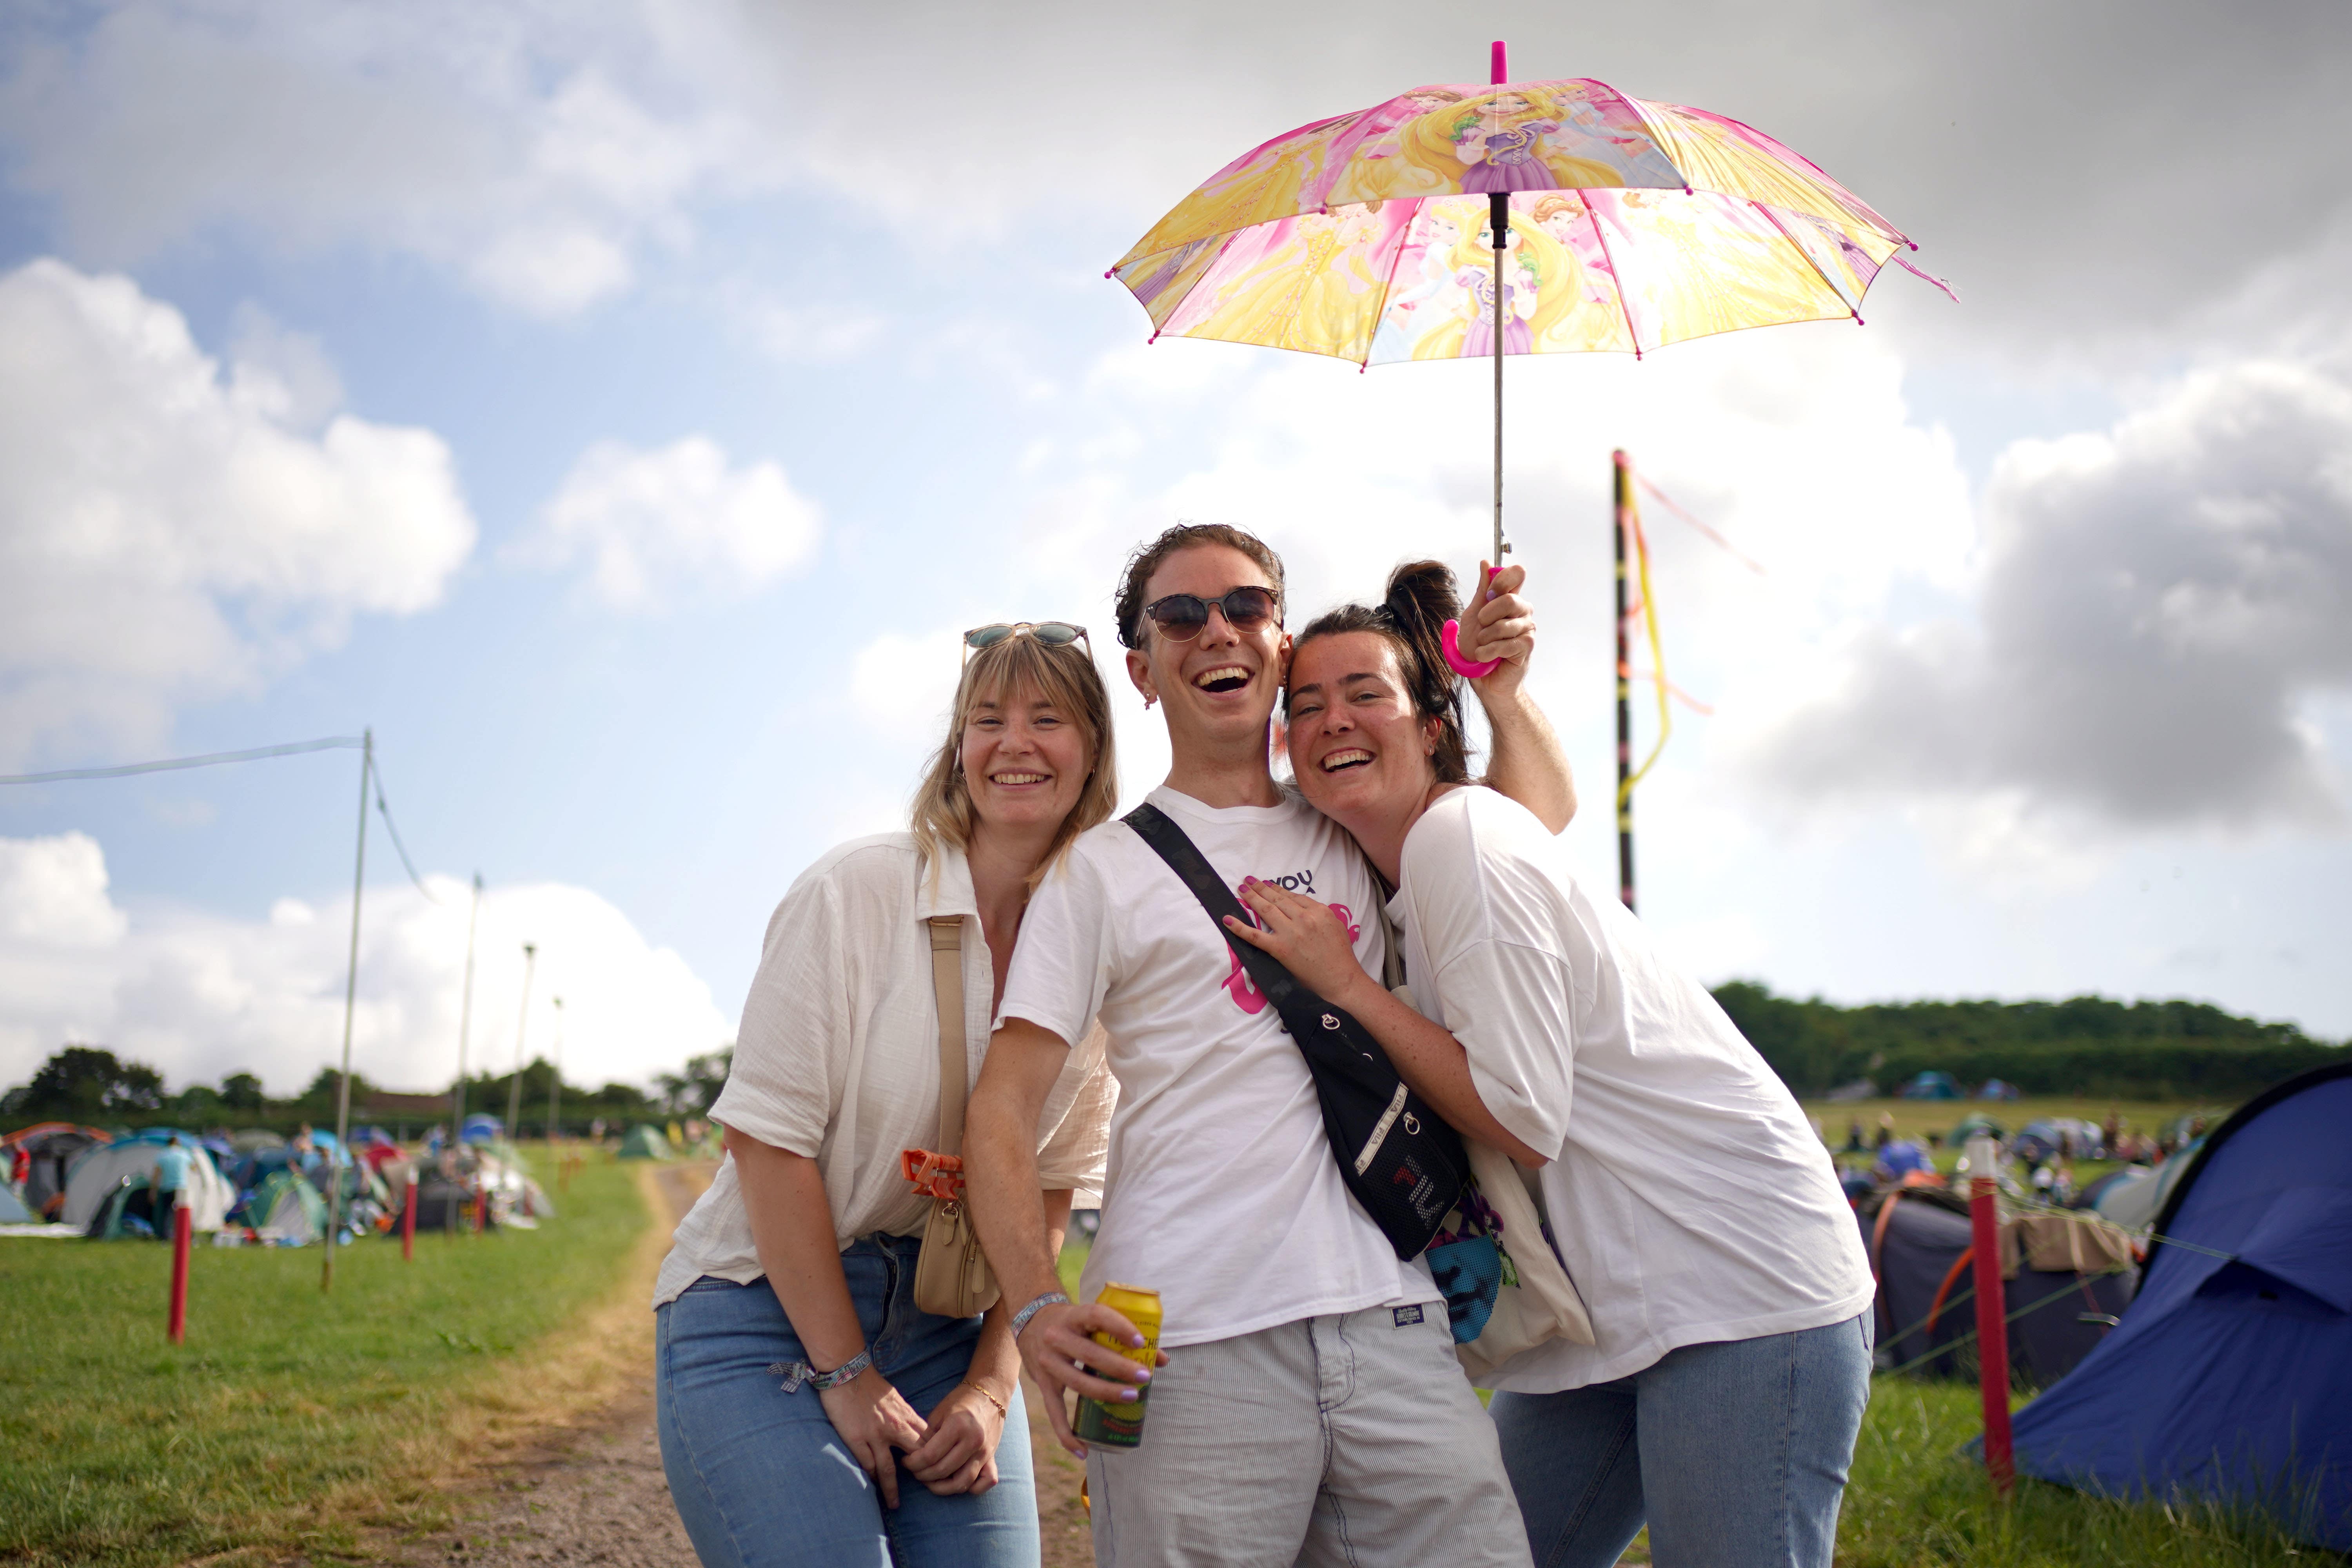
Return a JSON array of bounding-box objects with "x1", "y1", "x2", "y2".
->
[{"x1": 1381, "y1": 561, "x2": 1473, "y2": 784}]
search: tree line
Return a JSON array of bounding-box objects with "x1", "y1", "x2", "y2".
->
[
  {"x1": 11, "y1": 988, "x2": 2341, "y2": 1128},
  {"x1": 1710, "y1": 983, "x2": 2346, "y2": 1099},
  {"x1": 0, "y1": 1044, "x2": 734, "y2": 1135}
]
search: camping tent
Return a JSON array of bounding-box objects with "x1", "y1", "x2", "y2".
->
[
  {"x1": 0, "y1": 1184, "x2": 34, "y2": 1223},
  {"x1": 242, "y1": 1169, "x2": 328, "y2": 1243},
  {"x1": 5, "y1": 1124, "x2": 108, "y2": 1220},
  {"x1": 2008, "y1": 1063, "x2": 2352, "y2": 1549},
  {"x1": 616, "y1": 1125, "x2": 672, "y2": 1160},
  {"x1": 1900, "y1": 1071, "x2": 1961, "y2": 1100},
  {"x1": 2094, "y1": 1141, "x2": 2205, "y2": 1232},
  {"x1": 1860, "y1": 1188, "x2": 2136, "y2": 1386},
  {"x1": 461, "y1": 1114, "x2": 503, "y2": 1145},
  {"x1": 60, "y1": 1133, "x2": 234, "y2": 1232}
]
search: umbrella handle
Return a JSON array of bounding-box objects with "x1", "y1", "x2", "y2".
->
[
  {"x1": 1441, "y1": 620, "x2": 1499, "y2": 679},
  {"x1": 1442, "y1": 567, "x2": 1504, "y2": 678}
]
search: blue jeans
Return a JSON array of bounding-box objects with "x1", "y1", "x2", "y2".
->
[
  {"x1": 1490, "y1": 1313, "x2": 1872, "y2": 1568},
  {"x1": 655, "y1": 1235, "x2": 1038, "y2": 1568}
]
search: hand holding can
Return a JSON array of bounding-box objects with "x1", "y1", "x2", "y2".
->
[{"x1": 1073, "y1": 1283, "x2": 1162, "y2": 1450}]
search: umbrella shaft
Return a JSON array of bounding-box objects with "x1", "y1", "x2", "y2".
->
[{"x1": 1491, "y1": 192, "x2": 1508, "y2": 568}]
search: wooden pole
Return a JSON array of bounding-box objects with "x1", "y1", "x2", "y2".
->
[
  {"x1": 1613, "y1": 452, "x2": 1635, "y2": 911},
  {"x1": 451, "y1": 872, "x2": 482, "y2": 1154},
  {"x1": 1966, "y1": 1132, "x2": 2015, "y2": 1495},
  {"x1": 546, "y1": 996, "x2": 564, "y2": 1146},
  {"x1": 322, "y1": 728, "x2": 370, "y2": 1292},
  {"x1": 505, "y1": 942, "x2": 536, "y2": 1146},
  {"x1": 167, "y1": 1204, "x2": 191, "y2": 1343}
]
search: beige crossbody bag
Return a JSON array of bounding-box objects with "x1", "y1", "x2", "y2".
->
[{"x1": 910, "y1": 916, "x2": 1001, "y2": 1318}]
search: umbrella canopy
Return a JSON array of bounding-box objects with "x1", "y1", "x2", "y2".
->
[{"x1": 1113, "y1": 75, "x2": 1945, "y2": 368}]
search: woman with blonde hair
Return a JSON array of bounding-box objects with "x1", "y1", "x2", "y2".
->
[{"x1": 654, "y1": 622, "x2": 1120, "y2": 1568}]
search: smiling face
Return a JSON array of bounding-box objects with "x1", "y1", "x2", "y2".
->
[
  {"x1": 1125, "y1": 542, "x2": 1289, "y2": 756},
  {"x1": 1284, "y1": 631, "x2": 1441, "y2": 824},
  {"x1": 959, "y1": 677, "x2": 1092, "y2": 837}
]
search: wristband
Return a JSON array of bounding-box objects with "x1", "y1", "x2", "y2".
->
[
  {"x1": 1009, "y1": 1290, "x2": 1070, "y2": 1343},
  {"x1": 771, "y1": 1345, "x2": 872, "y2": 1394}
]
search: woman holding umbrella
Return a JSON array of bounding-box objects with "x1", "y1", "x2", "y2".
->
[{"x1": 1225, "y1": 561, "x2": 1875, "y2": 1568}]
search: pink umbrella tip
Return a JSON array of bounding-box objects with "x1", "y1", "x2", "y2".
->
[
  {"x1": 1491, "y1": 41, "x2": 1508, "y2": 83},
  {"x1": 1103, "y1": 267, "x2": 1116, "y2": 278},
  {"x1": 1613, "y1": 449, "x2": 1630, "y2": 467}
]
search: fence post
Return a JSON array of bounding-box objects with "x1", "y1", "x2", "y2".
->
[
  {"x1": 167, "y1": 1205, "x2": 192, "y2": 1344},
  {"x1": 1966, "y1": 1132, "x2": 2014, "y2": 1495},
  {"x1": 402, "y1": 1176, "x2": 417, "y2": 1261}
]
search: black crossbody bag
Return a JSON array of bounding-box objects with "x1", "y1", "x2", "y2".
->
[{"x1": 1124, "y1": 803, "x2": 1466, "y2": 1259}]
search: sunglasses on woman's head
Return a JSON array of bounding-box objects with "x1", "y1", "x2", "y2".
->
[
  {"x1": 1142, "y1": 586, "x2": 1281, "y2": 642},
  {"x1": 962, "y1": 622, "x2": 1090, "y2": 662}
]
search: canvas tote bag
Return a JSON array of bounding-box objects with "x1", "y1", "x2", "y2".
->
[{"x1": 909, "y1": 915, "x2": 1000, "y2": 1318}]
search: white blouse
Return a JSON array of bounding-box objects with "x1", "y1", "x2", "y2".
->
[{"x1": 653, "y1": 833, "x2": 1113, "y2": 1307}]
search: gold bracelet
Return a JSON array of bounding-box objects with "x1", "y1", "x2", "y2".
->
[{"x1": 963, "y1": 1381, "x2": 1009, "y2": 1420}]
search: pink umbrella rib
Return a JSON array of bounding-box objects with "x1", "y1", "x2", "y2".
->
[
  {"x1": 1750, "y1": 200, "x2": 1863, "y2": 325},
  {"x1": 1584, "y1": 196, "x2": 1644, "y2": 359},
  {"x1": 1363, "y1": 213, "x2": 1419, "y2": 371}
]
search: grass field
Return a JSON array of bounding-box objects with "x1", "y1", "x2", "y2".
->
[
  {"x1": 0, "y1": 1155, "x2": 653, "y2": 1567},
  {"x1": 1843, "y1": 1379, "x2": 2315, "y2": 1566}
]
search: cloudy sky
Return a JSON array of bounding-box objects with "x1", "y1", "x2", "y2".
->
[{"x1": 2, "y1": 0, "x2": 2347, "y2": 1100}]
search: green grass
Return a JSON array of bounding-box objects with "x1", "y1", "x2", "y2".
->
[
  {"x1": 0, "y1": 1158, "x2": 651, "y2": 1566},
  {"x1": 1840, "y1": 1379, "x2": 2318, "y2": 1566}
]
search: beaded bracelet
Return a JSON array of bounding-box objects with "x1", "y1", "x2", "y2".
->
[{"x1": 963, "y1": 1381, "x2": 1009, "y2": 1420}]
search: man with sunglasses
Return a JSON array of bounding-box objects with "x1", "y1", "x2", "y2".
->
[{"x1": 967, "y1": 524, "x2": 1569, "y2": 1566}]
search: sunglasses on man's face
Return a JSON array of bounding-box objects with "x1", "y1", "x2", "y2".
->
[
  {"x1": 962, "y1": 622, "x2": 1091, "y2": 662},
  {"x1": 1142, "y1": 586, "x2": 1281, "y2": 643}
]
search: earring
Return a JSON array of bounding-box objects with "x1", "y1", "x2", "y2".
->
[{"x1": 1144, "y1": 694, "x2": 1157, "y2": 710}]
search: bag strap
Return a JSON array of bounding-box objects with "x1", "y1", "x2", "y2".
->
[
  {"x1": 926, "y1": 916, "x2": 967, "y2": 1158},
  {"x1": 1122, "y1": 804, "x2": 1331, "y2": 1041}
]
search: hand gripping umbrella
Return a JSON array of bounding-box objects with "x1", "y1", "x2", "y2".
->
[{"x1": 1109, "y1": 41, "x2": 1951, "y2": 673}]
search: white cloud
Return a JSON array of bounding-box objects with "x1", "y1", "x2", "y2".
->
[
  {"x1": 518, "y1": 436, "x2": 823, "y2": 612},
  {"x1": 0, "y1": 2, "x2": 764, "y2": 315},
  {"x1": 1740, "y1": 358, "x2": 2352, "y2": 834},
  {"x1": 849, "y1": 628, "x2": 965, "y2": 737},
  {"x1": 0, "y1": 833, "x2": 733, "y2": 1098},
  {"x1": 0, "y1": 832, "x2": 127, "y2": 947},
  {"x1": 0, "y1": 258, "x2": 476, "y2": 770}
]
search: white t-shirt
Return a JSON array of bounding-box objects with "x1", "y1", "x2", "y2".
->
[
  {"x1": 999, "y1": 785, "x2": 1441, "y2": 1349},
  {"x1": 1390, "y1": 787, "x2": 1874, "y2": 1391},
  {"x1": 653, "y1": 834, "x2": 1115, "y2": 1308}
]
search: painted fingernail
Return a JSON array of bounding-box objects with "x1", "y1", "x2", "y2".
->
[{"x1": 1120, "y1": 1388, "x2": 1139, "y2": 1401}]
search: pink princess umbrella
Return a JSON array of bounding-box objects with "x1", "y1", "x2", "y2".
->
[{"x1": 1109, "y1": 41, "x2": 1953, "y2": 672}]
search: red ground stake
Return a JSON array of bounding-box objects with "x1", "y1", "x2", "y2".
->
[
  {"x1": 167, "y1": 1205, "x2": 192, "y2": 1344},
  {"x1": 402, "y1": 1176, "x2": 417, "y2": 1261},
  {"x1": 1967, "y1": 1134, "x2": 2014, "y2": 1495}
]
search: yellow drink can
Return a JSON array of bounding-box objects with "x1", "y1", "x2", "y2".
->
[{"x1": 1072, "y1": 1283, "x2": 1160, "y2": 1448}]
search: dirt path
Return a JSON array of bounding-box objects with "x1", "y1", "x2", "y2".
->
[{"x1": 401, "y1": 1163, "x2": 1095, "y2": 1568}]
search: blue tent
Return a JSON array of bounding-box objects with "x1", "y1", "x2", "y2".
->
[
  {"x1": 2008, "y1": 1062, "x2": 2352, "y2": 1549},
  {"x1": 1899, "y1": 1070, "x2": 1960, "y2": 1100},
  {"x1": 461, "y1": 1114, "x2": 503, "y2": 1145}
]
